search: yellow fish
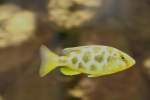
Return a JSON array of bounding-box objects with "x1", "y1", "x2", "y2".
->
[{"x1": 39, "y1": 45, "x2": 135, "y2": 77}]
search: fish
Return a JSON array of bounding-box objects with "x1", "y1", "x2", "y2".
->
[{"x1": 39, "y1": 45, "x2": 135, "y2": 77}]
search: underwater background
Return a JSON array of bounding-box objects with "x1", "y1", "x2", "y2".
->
[{"x1": 0, "y1": 0, "x2": 150, "y2": 100}]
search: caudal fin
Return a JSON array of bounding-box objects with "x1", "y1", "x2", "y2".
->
[{"x1": 39, "y1": 45, "x2": 60, "y2": 77}]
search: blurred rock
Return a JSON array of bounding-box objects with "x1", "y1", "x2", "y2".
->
[
  {"x1": 0, "y1": 4, "x2": 36, "y2": 47},
  {"x1": 0, "y1": 4, "x2": 20, "y2": 21},
  {"x1": 47, "y1": 0, "x2": 104, "y2": 29}
]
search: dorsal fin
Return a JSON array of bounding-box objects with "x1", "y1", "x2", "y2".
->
[
  {"x1": 63, "y1": 47, "x2": 81, "y2": 54},
  {"x1": 62, "y1": 45, "x2": 103, "y2": 54},
  {"x1": 62, "y1": 45, "x2": 94, "y2": 54}
]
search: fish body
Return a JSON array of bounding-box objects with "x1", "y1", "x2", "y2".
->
[{"x1": 39, "y1": 45, "x2": 135, "y2": 77}]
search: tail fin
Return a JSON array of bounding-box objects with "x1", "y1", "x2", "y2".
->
[{"x1": 39, "y1": 45, "x2": 60, "y2": 77}]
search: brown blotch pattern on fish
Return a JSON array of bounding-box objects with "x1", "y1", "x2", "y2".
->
[
  {"x1": 72, "y1": 57, "x2": 78, "y2": 64},
  {"x1": 95, "y1": 55, "x2": 103, "y2": 63},
  {"x1": 83, "y1": 52, "x2": 91, "y2": 63}
]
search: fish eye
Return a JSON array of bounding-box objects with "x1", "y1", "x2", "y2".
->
[
  {"x1": 121, "y1": 56, "x2": 125, "y2": 60},
  {"x1": 120, "y1": 55, "x2": 129, "y2": 66},
  {"x1": 120, "y1": 55, "x2": 126, "y2": 61},
  {"x1": 120, "y1": 55, "x2": 128, "y2": 64}
]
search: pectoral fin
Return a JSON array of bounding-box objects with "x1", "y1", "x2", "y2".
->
[{"x1": 60, "y1": 68, "x2": 81, "y2": 75}]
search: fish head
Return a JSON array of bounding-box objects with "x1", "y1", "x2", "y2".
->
[
  {"x1": 107, "y1": 50, "x2": 136, "y2": 73},
  {"x1": 88, "y1": 50, "x2": 136, "y2": 77},
  {"x1": 118, "y1": 51, "x2": 136, "y2": 68}
]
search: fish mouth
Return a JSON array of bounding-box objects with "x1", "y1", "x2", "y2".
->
[
  {"x1": 130, "y1": 58, "x2": 136, "y2": 66},
  {"x1": 125, "y1": 56, "x2": 136, "y2": 68}
]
